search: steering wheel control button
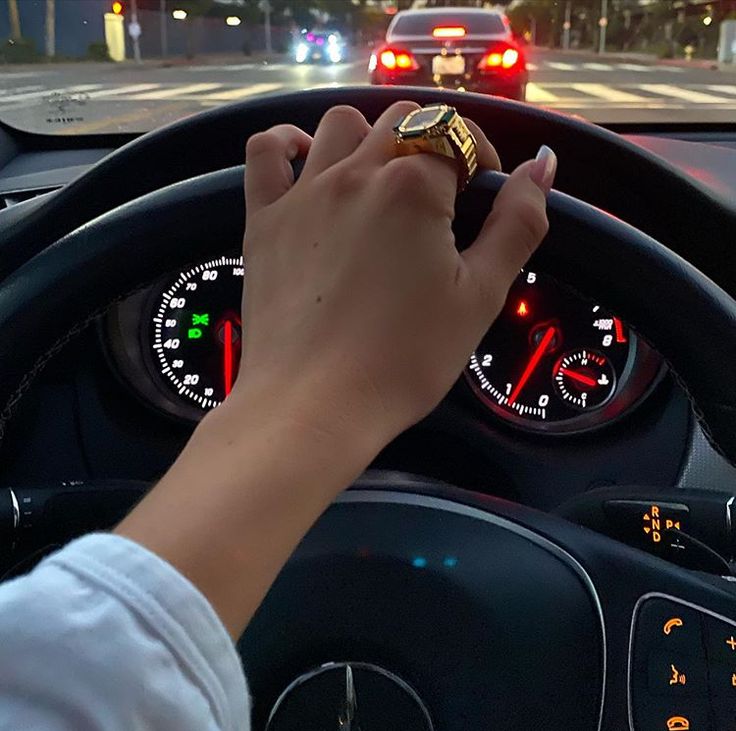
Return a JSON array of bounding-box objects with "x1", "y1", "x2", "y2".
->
[
  {"x1": 266, "y1": 661, "x2": 433, "y2": 731},
  {"x1": 632, "y1": 600, "x2": 711, "y2": 730},
  {"x1": 648, "y1": 652, "x2": 706, "y2": 696},
  {"x1": 709, "y1": 664, "x2": 736, "y2": 697},
  {"x1": 705, "y1": 617, "x2": 736, "y2": 666}
]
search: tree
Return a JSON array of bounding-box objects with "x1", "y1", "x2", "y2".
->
[{"x1": 7, "y1": 0, "x2": 21, "y2": 41}]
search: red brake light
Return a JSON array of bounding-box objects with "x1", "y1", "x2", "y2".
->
[
  {"x1": 432, "y1": 26, "x2": 466, "y2": 38},
  {"x1": 478, "y1": 46, "x2": 521, "y2": 70},
  {"x1": 378, "y1": 48, "x2": 418, "y2": 71}
]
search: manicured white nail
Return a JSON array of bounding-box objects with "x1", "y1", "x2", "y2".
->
[{"x1": 530, "y1": 145, "x2": 557, "y2": 195}]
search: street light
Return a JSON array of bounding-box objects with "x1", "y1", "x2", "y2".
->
[
  {"x1": 172, "y1": 9, "x2": 187, "y2": 20},
  {"x1": 703, "y1": 16, "x2": 713, "y2": 26},
  {"x1": 226, "y1": 16, "x2": 241, "y2": 27}
]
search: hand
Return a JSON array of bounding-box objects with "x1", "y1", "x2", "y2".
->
[
  {"x1": 117, "y1": 102, "x2": 556, "y2": 638},
  {"x1": 231, "y1": 101, "x2": 556, "y2": 447}
]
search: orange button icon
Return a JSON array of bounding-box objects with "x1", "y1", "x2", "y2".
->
[
  {"x1": 667, "y1": 716, "x2": 690, "y2": 731},
  {"x1": 663, "y1": 617, "x2": 683, "y2": 635}
]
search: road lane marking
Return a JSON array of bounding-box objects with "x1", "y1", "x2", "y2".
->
[
  {"x1": 526, "y1": 62, "x2": 538, "y2": 71},
  {"x1": 707, "y1": 85, "x2": 736, "y2": 96},
  {"x1": 127, "y1": 83, "x2": 223, "y2": 99},
  {"x1": 583, "y1": 62, "x2": 613, "y2": 71},
  {"x1": 546, "y1": 62, "x2": 576, "y2": 71},
  {"x1": 86, "y1": 83, "x2": 163, "y2": 98},
  {"x1": 0, "y1": 85, "x2": 42, "y2": 96},
  {"x1": 570, "y1": 83, "x2": 648, "y2": 102},
  {"x1": 637, "y1": 83, "x2": 732, "y2": 103},
  {"x1": 0, "y1": 84, "x2": 102, "y2": 102},
  {"x1": 197, "y1": 82, "x2": 282, "y2": 100},
  {"x1": 60, "y1": 102, "x2": 186, "y2": 134},
  {"x1": 525, "y1": 82, "x2": 559, "y2": 102},
  {"x1": 617, "y1": 63, "x2": 651, "y2": 71}
]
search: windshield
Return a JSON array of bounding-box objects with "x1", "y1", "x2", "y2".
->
[
  {"x1": 389, "y1": 11, "x2": 507, "y2": 36},
  {"x1": 0, "y1": 0, "x2": 734, "y2": 135}
]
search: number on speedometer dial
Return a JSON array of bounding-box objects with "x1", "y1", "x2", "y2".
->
[
  {"x1": 151, "y1": 256, "x2": 244, "y2": 410},
  {"x1": 465, "y1": 270, "x2": 637, "y2": 433}
]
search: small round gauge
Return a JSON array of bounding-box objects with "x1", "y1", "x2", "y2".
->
[
  {"x1": 149, "y1": 255, "x2": 244, "y2": 411},
  {"x1": 553, "y1": 349, "x2": 616, "y2": 410},
  {"x1": 465, "y1": 270, "x2": 662, "y2": 434}
]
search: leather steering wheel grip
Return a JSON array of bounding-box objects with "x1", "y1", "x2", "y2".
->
[{"x1": 0, "y1": 165, "x2": 734, "y2": 467}]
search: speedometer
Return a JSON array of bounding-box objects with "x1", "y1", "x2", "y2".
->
[
  {"x1": 150, "y1": 255, "x2": 244, "y2": 410},
  {"x1": 465, "y1": 270, "x2": 662, "y2": 434}
]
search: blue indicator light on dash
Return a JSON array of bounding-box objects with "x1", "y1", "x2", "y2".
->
[
  {"x1": 411, "y1": 556, "x2": 428, "y2": 569},
  {"x1": 443, "y1": 556, "x2": 459, "y2": 568}
]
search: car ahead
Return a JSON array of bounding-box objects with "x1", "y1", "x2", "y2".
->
[
  {"x1": 369, "y1": 7, "x2": 527, "y2": 101},
  {"x1": 294, "y1": 30, "x2": 347, "y2": 65}
]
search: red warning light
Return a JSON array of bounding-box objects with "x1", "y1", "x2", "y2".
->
[{"x1": 516, "y1": 300, "x2": 529, "y2": 317}]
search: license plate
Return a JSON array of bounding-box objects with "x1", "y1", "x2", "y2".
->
[
  {"x1": 432, "y1": 54, "x2": 465, "y2": 75},
  {"x1": 312, "y1": 51, "x2": 321, "y2": 59}
]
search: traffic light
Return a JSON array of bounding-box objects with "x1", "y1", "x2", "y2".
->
[{"x1": 112, "y1": 1, "x2": 124, "y2": 15}]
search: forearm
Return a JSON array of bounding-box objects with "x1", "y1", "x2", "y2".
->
[{"x1": 115, "y1": 386, "x2": 383, "y2": 639}]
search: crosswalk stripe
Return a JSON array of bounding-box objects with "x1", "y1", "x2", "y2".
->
[
  {"x1": 617, "y1": 63, "x2": 651, "y2": 71},
  {"x1": 637, "y1": 83, "x2": 732, "y2": 103},
  {"x1": 86, "y1": 83, "x2": 162, "y2": 98},
  {"x1": 547, "y1": 62, "x2": 576, "y2": 71},
  {"x1": 570, "y1": 83, "x2": 648, "y2": 102},
  {"x1": 707, "y1": 85, "x2": 736, "y2": 96},
  {"x1": 128, "y1": 83, "x2": 224, "y2": 100},
  {"x1": 583, "y1": 62, "x2": 613, "y2": 71},
  {"x1": 526, "y1": 62, "x2": 538, "y2": 71},
  {"x1": 525, "y1": 82, "x2": 558, "y2": 102},
  {"x1": 0, "y1": 85, "x2": 42, "y2": 96},
  {"x1": 197, "y1": 82, "x2": 282, "y2": 100},
  {"x1": 0, "y1": 84, "x2": 102, "y2": 102}
]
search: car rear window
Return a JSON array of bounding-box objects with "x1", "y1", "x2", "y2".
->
[{"x1": 390, "y1": 12, "x2": 506, "y2": 37}]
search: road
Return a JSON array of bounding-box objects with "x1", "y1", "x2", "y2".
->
[{"x1": 0, "y1": 47, "x2": 734, "y2": 135}]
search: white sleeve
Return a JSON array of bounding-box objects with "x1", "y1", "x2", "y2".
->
[{"x1": 0, "y1": 533, "x2": 250, "y2": 731}]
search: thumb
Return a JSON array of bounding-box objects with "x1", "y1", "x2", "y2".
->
[{"x1": 462, "y1": 145, "x2": 556, "y2": 313}]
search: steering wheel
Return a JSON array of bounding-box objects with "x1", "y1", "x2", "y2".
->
[{"x1": 1, "y1": 88, "x2": 736, "y2": 729}]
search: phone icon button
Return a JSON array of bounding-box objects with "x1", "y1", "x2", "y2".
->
[
  {"x1": 666, "y1": 715, "x2": 690, "y2": 731},
  {"x1": 664, "y1": 617, "x2": 684, "y2": 636}
]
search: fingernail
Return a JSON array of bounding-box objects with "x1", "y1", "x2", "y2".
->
[{"x1": 529, "y1": 145, "x2": 557, "y2": 195}]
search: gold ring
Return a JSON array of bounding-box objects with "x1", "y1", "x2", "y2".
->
[{"x1": 393, "y1": 103, "x2": 478, "y2": 192}]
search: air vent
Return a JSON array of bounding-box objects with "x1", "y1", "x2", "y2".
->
[{"x1": 0, "y1": 186, "x2": 60, "y2": 212}]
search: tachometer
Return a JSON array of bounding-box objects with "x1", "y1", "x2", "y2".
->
[
  {"x1": 150, "y1": 255, "x2": 244, "y2": 410},
  {"x1": 465, "y1": 270, "x2": 662, "y2": 434}
]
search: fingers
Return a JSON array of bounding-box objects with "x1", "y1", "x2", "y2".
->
[
  {"x1": 463, "y1": 117, "x2": 501, "y2": 171},
  {"x1": 462, "y1": 146, "x2": 557, "y2": 313},
  {"x1": 356, "y1": 100, "x2": 421, "y2": 163},
  {"x1": 301, "y1": 106, "x2": 372, "y2": 179},
  {"x1": 245, "y1": 125, "x2": 313, "y2": 215}
]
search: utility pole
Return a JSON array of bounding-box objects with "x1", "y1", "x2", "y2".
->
[
  {"x1": 130, "y1": 0, "x2": 142, "y2": 63},
  {"x1": 45, "y1": 0, "x2": 55, "y2": 58},
  {"x1": 259, "y1": 0, "x2": 272, "y2": 55},
  {"x1": 598, "y1": 0, "x2": 608, "y2": 54},
  {"x1": 8, "y1": 0, "x2": 21, "y2": 41},
  {"x1": 160, "y1": 0, "x2": 168, "y2": 58},
  {"x1": 562, "y1": 0, "x2": 571, "y2": 50}
]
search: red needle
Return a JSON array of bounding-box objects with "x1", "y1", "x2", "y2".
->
[
  {"x1": 508, "y1": 326, "x2": 556, "y2": 405},
  {"x1": 223, "y1": 320, "x2": 233, "y2": 397},
  {"x1": 560, "y1": 368, "x2": 598, "y2": 387}
]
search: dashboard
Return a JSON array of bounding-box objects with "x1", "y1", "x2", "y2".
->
[
  {"x1": 0, "y1": 121, "x2": 735, "y2": 514},
  {"x1": 106, "y1": 256, "x2": 664, "y2": 436}
]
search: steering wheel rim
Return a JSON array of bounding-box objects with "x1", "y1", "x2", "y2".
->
[
  {"x1": 1, "y1": 89, "x2": 736, "y2": 729},
  {"x1": 1, "y1": 88, "x2": 735, "y2": 295}
]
